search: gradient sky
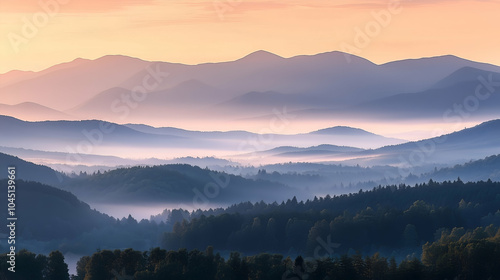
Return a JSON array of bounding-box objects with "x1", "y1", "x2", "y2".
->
[{"x1": 1, "y1": 0, "x2": 499, "y2": 73}]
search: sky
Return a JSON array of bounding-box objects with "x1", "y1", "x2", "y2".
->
[{"x1": 1, "y1": 0, "x2": 500, "y2": 74}]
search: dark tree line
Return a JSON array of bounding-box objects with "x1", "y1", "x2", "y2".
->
[
  {"x1": 162, "y1": 180, "x2": 500, "y2": 255},
  {"x1": 0, "y1": 250, "x2": 69, "y2": 280},
  {"x1": 5, "y1": 229, "x2": 499, "y2": 280}
]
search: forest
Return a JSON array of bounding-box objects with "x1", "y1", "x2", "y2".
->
[
  {"x1": 162, "y1": 179, "x2": 500, "y2": 256},
  {"x1": 2, "y1": 226, "x2": 499, "y2": 280},
  {"x1": 1, "y1": 178, "x2": 500, "y2": 279}
]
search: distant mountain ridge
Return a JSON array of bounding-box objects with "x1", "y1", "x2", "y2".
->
[
  {"x1": 0, "y1": 102, "x2": 71, "y2": 121},
  {"x1": 0, "y1": 115, "x2": 192, "y2": 154},
  {"x1": 3, "y1": 115, "x2": 500, "y2": 167},
  {"x1": 348, "y1": 119, "x2": 500, "y2": 166},
  {"x1": 298, "y1": 66, "x2": 500, "y2": 121},
  {"x1": 233, "y1": 119, "x2": 500, "y2": 167},
  {"x1": 0, "y1": 115, "x2": 405, "y2": 164},
  {"x1": 2, "y1": 51, "x2": 500, "y2": 127}
]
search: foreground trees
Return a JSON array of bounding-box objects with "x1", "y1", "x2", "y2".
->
[
  {"x1": 1, "y1": 226, "x2": 499, "y2": 279},
  {"x1": 0, "y1": 250, "x2": 69, "y2": 280},
  {"x1": 73, "y1": 231, "x2": 500, "y2": 280}
]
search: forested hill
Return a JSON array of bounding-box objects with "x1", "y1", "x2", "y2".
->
[
  {"x1": 422, "y1": 154, "x2": 500, "y2": 182},
  {"x1": 0, "y1": 151, "x2": 67, "y2": 185},
  {"x1": 169, "y1": 179, "x2": 500, "y2": 220},
  {"x1": 59, "y1": 164, "x2": 293, "y2": 203},
  {"x1": 0, "y1": 180, "x2": 170, "y2": 255},
  {"x1": 0, "y1": 180, "x2": 112, "y2": 242},
  {"x1": 162, "y1": 180, "x2": 500, "y2": 256}
]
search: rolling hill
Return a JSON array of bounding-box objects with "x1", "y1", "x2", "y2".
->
[
  {"x1": 0, "y1": 115, "x2": 195, "y2": 156},
  {"x1": 0, "y1": 151, "x2": 67, "y2": 185},
  {"x1": 0, "y1": 115, "x2": 406, "y2": 166},
  {"x1": 0, "y1": 180, "x2": 113, "y2": 241},
  {"x1": 59, "y1": 164, "x2": 296, "y2": 204},
  {"x1": 422, "y1": 154, "x2": 500, "y2": 182},
  {"x1": 232, "y1": 119, "x2": 500, "y2": 168}
]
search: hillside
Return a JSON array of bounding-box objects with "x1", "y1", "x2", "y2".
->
[
  {"x1": 0, "y1": 152, "x2": 67, "y2": 185},
  {"x1": 0, "y1": 180, "x2": 112, "y2": 241},
  {"x1": 0, "y1": 180, "x2": 170, "y2": 255},
  {"x1": 423, "y1": 154, "x2": 500, "y2": 182},
  {"x1": 60, "y1": 164, "x2": 294, "y2": 204},
  {"x1": 340, "y1": 119, "x2": 500, "y2": 167}
]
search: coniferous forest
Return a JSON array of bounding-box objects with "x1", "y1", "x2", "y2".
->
[
  {"x1": 2, "y1": 179, "x2": 500, "y2": 279},
  {"x1": 2, "y1": 227, "x2": 500, "y2": 280}
]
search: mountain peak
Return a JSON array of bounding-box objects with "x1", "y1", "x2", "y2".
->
[
  {"x1": 237, "y1": 50, "x2": 284, "y2": 63},
  {"x1": 431, "y1": 66, "x2": 500, "y2": 89},
  {"x1": 94, "y1": 54, "x2": 149, "y2": 64},
  {"x1": 310, "y1": 126, "x2": 375, "y2": 136},
  {"x1": 300, "y1": 51, "x2": 375, "y2": 65}
]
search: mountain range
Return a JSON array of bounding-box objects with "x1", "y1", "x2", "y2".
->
[
  {"x1": 1, "y1": 115, "x2": 500, "y2": 168},
  {"x1": 1, "y1": 117, "x2": 500, "y2": 196},
  {"x1": 1, "y1": 51, "x2": 500, "y2": 131},
  {"x1": 2, "y1": 49, "x2": 500, "y2": 277},
  {"x1": 0, "y1": 115, "x2": 404, "y2": 163},
  {"x1": 232, "y1": 119, "x2": 500, "y2": 167}
]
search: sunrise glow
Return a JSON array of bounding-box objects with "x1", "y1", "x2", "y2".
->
[{"x1": 1, "y1": 0, "x2": 499, "y2": 73}]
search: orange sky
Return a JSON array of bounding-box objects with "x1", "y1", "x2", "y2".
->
[{"x1": 1, "y1": 0, "x2": 499, "y2": 73}]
